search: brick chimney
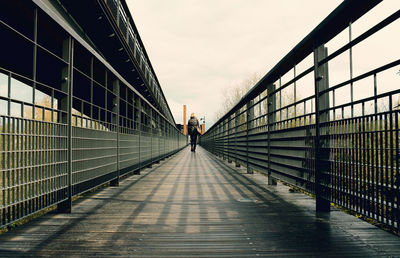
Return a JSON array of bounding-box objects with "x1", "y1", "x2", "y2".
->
[{"x1": 183, "y1": 105, "x2": 187, "y2": 135}]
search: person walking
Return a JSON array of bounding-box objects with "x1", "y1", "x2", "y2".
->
[{"x1": 187, "y1": 113, "x2": 200, "y2": 152}]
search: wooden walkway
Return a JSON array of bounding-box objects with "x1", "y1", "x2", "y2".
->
[{"x1": 0, "y1": 147, "x2": 400, "y2": 257}]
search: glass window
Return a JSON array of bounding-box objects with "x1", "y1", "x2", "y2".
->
[
  {"x1": 0, "y1": 72, "x2": 8, "y2": 98},
  {"x1": 11, "y1": 77, "x2": 32, "y2": 103},
  {"x1": 23, "y1": 105, "x2": 33, "y2": 119},
  {"x1": 10, "y1": 102, "x2": 21, "y2": 118},
  {"x1": 0, "y1": 99, "x2": 8, "y2": 115},
  {"x1": 35, "y1": 88, "x2": 52, "y2": 108},
  {"x1": 35, "y1": 107, "x2": 43, "y2": 121}
]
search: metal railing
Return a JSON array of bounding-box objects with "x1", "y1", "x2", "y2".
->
[
  {"x1": 0, "y1": 2, "x2": 186, "y2": 228},
  {"x1": 102, "y1": 0, "x2": 174, "y2": 124},
  {"x1": 200, "y1": 0, "x2": 399, "y2": 232}
]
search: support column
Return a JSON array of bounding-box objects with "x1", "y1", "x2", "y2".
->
[
  {"x1": 267, "y1": 84, "x2": 277, "y2": 185},
  {"x1": 246, "y1": 100, "x2": 254, "y2": 174},
  {"x1": 110, "y1": 80, "x2": 120, "y2": 186},
  {"x1": 58, "y1": 37, "x2": 74, "y2": 213},
  {"x1": 147, "y1": 108, "x2": 153, "y2": 168},
  {"x1": 155, "y1": 114, "x2": 160, "y2": 163},
  {"x1": 136, "y1": 98, "x2": 142, "y2": 174},
  {"x1": 223, "y1": 120, "x2": 227, "y2": 160},
  {"x1": 228, "y1": 115, "x2": 232, "y2": 163},
  {"x1": 235, "y1": 110, "x2": 240, "y2": 168},
  {"x1": 314, "y1": 44, "x2": 331, "y2": 212}
]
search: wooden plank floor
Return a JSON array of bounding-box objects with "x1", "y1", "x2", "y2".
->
[{"x1": 0, "y1": 146, "x2": 400, "y2": 257}]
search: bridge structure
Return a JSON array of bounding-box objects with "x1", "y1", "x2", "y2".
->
[{"x1": 0, "y1": 0, "x2": 399, "y2": 256}]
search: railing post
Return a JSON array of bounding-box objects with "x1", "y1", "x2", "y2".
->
[
  {"x1": 217, "y1": 124, "x2": 220, "y2": 157},
  {"x1": 155, "y1": 114, "x2": 160, "y2": 163},
  {"x1": 147, "y1": 108, "x2": 153, "y2": 168},
  {"x1": 223, "y1": 120, "x2": 226, "y2": 160},
  {"x1": 228, "y1": 115, "x2": 232, "y2": 163},
  {"x1": 235, "y1": 110, "x2": 240, "y2": 167},
  {"x1": 126, "y1": 17, "x2": 130, "y2": 41},
  {"x1": 314, "y1": 44, "x2": 330, "y2": 212},
  {"x1": 246, "y1": 100, "x2": 254, "y2": 174},
  {"x1": 267, "y1": 83, "x2": 277, "y2": 185},
  {"x1": 57, "y1": 37, "x2": 74, "y2": 213},
  {"x1": 137, "y1": 98, "x2": 142, "y2": 174},
  {"x1": 110, "y1": 80, "x2": 120, "y2": 186},
  {"x1": 116, "y1": 0, "x2": 121, "y2": 26}
]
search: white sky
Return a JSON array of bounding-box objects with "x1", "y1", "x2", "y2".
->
[{"x1": 126, "y1": 1, "x2": 399, "y2": 129}]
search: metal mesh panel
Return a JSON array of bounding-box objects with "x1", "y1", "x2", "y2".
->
[
  {"x1": 0, "y1": 116, "x2": 68, "y2": 226},
  {"x1": 201, "y1": 1, "x2": 400, "y2": 231},
  {"x1": 71, "y1": 125, "x2": 117, "y2": 195},
  {"x1": 119, "y1": 129, "x2": 140, "y2": 175},
  {"x1": 0, "y1": 0, "x2": 186, "y2": 228}
]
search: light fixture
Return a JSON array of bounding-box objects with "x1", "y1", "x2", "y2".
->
[{"x1": 108, "y1": 33, "x2": 115, "y2": 37}]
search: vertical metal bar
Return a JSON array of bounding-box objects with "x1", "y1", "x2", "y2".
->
[
  {"x1": 351, "y1": 118, "x2": 355, "y2": 211},
  {"x1": 32, "y1": 8, "x2": 37, "y2": 119},
  {"x1": 388, "y1": 96, "x2": 394, "y2": 226},
  {"x1": 346, "y1": 119, "x2": 350, "y2": 208},
  {"x1": 235, "y1": 110, "x2": 240, "y2": 168},
  {"x1": 395, "y1": 109, "x2": 399, "y2": 230},
  {"x1": 279, "y1": 77, "x2": 282, "y2": 125},
  {"x1": 362, "y1": 115, "x2": 367, "y2": 216},
  {"x1": 351, "y1": 118, "x2": 355, "y2": 210},
  {"x1": 223, "y1": 119, "x2": 226, "y2": 158},
  {"x1": 90, "y1": 57, "x2": 94, "y2": 118},
  {"x1": 11, "y1": 119, "x2": 15, "y2": 221},
  {"x1": 333, "y1": 90, "x2": 336, "y2": 120},
  {"x1": 355, "y1": 118, "x2": 359, "y2": 212},
  {"x1": 159, "y1": 114, "x2": 161, "y2": 162},
  {"x1": 294, "y1": 65, "x2": 296, "y2": 118},
  {"x1": 6, "y1": 116, "x2": 10, "y2": 223},
  {"x1": 358, "y1": 117, "x2": 362, "y2": 213},
  {"x1": 15, "y1": 118, "x2": 19, "y2": 219},
  {"x1": 126, "y1": 17, "x2": 130, "y2": 41},
  {"x1": 339, "y1": 120, "x2": 343, "y2": 206},
  {"x1": 314, "y1": 44, "x2": 330, "y2": 211},
  {"x1": 148, "y1": 106, "x2": 153, "y2": 168},
  {"x1": 379, "y1": 113, "x2": 384, "y2": 223},
  {"x1": 138, "y1": 98, "x2": 141, "y2": 173},
  {"x1": 116, "y1": 0, "x2": 121, "y2": 26},
  {"x1": 374, "y1": 74, "x2": 378, "y2": 114},
  {"x1": 366, "y1": 115, "x2": 371, "y2": 218},
  {"x1": 335, "y1": 120, "x2": 339, "y2": 205},
  {"x1": 110, "y1": 80, "x2": 120, "y2": 186},
  {"x1": 23, "y1": 118, "x2": 27, "y2": 218},
  {"x1": 374, "y1": 114, "x2": 378, "y2": 219},
  {"x1": 246, "y1": 100, "x2": 253, "y2": 174},
  {"x1": 349, "y1": 22, "x2": 354, "y2": 118},
  {"x1": 267, "y1": 83, "x2": 277, "y2": 185},
  {"x1": 227, "y1": 115, "x2": 232, "y2": 163},
  {"x1": 57, "y1": 37, "x2": 73, "y2": 213},
  {"x1": 384, "y1": 108, "x2": 389, "y2": 225},
  {"x1": 2, "y1": 111, "x2": 5, "y2": 224}
]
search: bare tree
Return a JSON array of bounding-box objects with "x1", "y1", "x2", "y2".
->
[{"x1": 215, "y1": 72, "x2": 262, "y2": 120}]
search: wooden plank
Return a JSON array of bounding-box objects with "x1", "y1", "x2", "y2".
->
[{"x1": 0, "y1": 146, "x2": 399, "y2": 257}]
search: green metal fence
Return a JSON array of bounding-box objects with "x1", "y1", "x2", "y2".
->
[
  {"x1": 0, "y1": 1, "x2": 186, "y2": 227},
  {"x1": 200, "y1": 0, "x2": 400, "y2": 232}
]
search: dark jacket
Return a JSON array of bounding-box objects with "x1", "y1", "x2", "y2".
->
[{"x1": 187, "y1": 117, "x2": 200, "y2": 135}]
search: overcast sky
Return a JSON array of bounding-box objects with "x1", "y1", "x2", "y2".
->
[{"x1": 126, "y1": 1, "x2": 399, "y2": 129}]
